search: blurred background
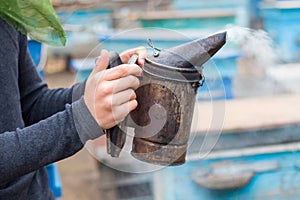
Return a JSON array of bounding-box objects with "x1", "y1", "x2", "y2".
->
[{"x1": 30, "y1": 0, "x2": 300, "y2": 199}]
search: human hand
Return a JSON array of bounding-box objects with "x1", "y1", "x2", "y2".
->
[
  {"x1": 84, "y1": 49, "x2": 142, "y2": 130},
  {"x1": 120, "y1": 46, "x2": 146, "y2": 66}
]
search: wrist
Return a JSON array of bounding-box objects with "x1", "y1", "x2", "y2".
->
[{"x1": 72, "y1": 97, "x2": 104, "y2": 144}]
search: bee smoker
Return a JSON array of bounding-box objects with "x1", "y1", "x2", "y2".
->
[{"x1": 106, "y1": 32, "x2": 227, "y2": 166}]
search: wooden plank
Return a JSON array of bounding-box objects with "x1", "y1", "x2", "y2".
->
[
  {"x1": 188, "y1": 124, "x2": 300, "y2": 154},
  {"x1": 140, "y1": 10, "x2": 235, "y2": 20},
  {"x1": 192, "y1": 94, "x2": 300, "y2": 134},
  {"x1": 261, "y1": 1, "x2": 300, "y2": 9},
  {"x1": 188, "y1": 142, "x2": 300, "y2": 161}
]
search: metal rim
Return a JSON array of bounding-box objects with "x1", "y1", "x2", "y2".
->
[{"x1": 144, "y1": 57, "x2": 203, "y2": 83}]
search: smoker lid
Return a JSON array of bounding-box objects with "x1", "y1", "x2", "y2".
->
[
  {"x1": 144, "y1": 32, "x2": 226, "y2": 82},
  {"x1": 147, "y1": 32, "x2": 227, "y2": 69},
  {"x1": 143, "y1": 57, "x2": 203, "y2": 82}
]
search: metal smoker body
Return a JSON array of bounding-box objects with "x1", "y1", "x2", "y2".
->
[
  {"x1": 130, "y1": 58, "x2": 202, "y2": 165},
  {"x1": 106, "y1": 32, "x2": 227, "y2": 166}
]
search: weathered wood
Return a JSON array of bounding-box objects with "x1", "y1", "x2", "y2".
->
[
  {"x1": 140, "y1": 10, "x2": 235, "y2": 20},
  {"x1": 189, "y1": 123, "x2": 300, "y2": 155},
  {"x1": 193, "y1": 94, "x2": 300, "y2": 134}
]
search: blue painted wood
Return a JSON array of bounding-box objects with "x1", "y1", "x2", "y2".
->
[
  {"x1": 198, "y1": 51, "x2": 241, "y2": 101},
  {"x1": 27, "y1": 40, "x2": 44, "y2": 78},
  {"x1": 46, "y1": 164, "x2": 62, "y2": 198},
  {"x1": 155, "y1": 151, "x2": 300, "y2": 200},
  {"x1": 57, "y1": 8, "x2": 112, "y2": 27},
  {"x1": 189, "y1": 124, "x2": 300, "y2": 153},
  {"x1": 139, "y1": 15, "x2": 236, "y2": 31},
  {"x1": 153, "y1": 124, "x2": 300, "y2": 200},
  {"x1": 169, "y1": 0, "x2": 249, "y2": 27},
  {"x1": 260, "y1": 4, "x2": 300, "y2": 62},
  {"x1": 171, "y1": 0, "x2": 244, "y2": 11}
]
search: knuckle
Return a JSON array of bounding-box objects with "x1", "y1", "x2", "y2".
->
[
  {"x1": 117, "y1": 65, "x2": 129, "y2": 76},
  {"x1": 98, "y1": 82, "x2": 112, "y2": 95},
  {"x1": 95, "y1": 95, "x2": 112, "y2": 111},
  {"x1": 129, "y1": 100, "x2": 138, "y2": 111},
  {"x1": 129, "y1": 75, "x2": 140, "y2": 87},
  {"x1": 129, "y1": 89, "x2": 137, "y2": 99},
  {"x1": 134, "y1": 65, "x2": 143, "y2": 75},
  {"x1": 103, "y1": 96, "x2": 113, "y2": 110}
]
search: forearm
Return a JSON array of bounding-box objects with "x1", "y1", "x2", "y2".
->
[
  {"x1": 18, "y1": 30, "x2": 87, "y2": 125},
  {"x1": 22, "y1": 81, "x2": 86, "y2": 126},
  {"x1": 0, "y1": 98, "x2": 102, "y2": 184}
]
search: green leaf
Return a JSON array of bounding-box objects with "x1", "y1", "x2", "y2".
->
[{"x1": 0, "y1": 0, "x2": 66, "y2": 46}]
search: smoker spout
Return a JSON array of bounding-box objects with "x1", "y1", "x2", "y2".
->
[
  {"x1": 199, "y1": 31, "x2": 227, "y2": 63},
  {"x1": 148, "y1": 31, "x2": 227, "y2": 69}
]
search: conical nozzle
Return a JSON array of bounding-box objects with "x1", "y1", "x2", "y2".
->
[{"x1": 148, "y1": 31, "x2": 227, "y2": 69}]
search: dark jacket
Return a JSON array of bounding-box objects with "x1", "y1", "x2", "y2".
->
[{"x1": 0, "y1": 18, "x2": 103, "y2": 199}]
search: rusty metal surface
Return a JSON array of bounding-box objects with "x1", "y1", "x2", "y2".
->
[
  {"x1": 106, "y1": 128, "x2": 126, "y2": 157},
  {"x1": 131, "y1": 137, "x2": 187, "y2": 166},
  {"x1": 130, "y1": 71, "x2": 197, "y2": 166},
  {"x1": 143, "y1": 58, "x2": 203, "y2": 82},
  {"x1": 106, "y1": 32, "x2": 227, "y2": 165},
  {"x1": 130, "y1": 83, "x2": 181, "y2": 144},
  {"x1": 129, "y1": 32, "x2": 226, "y2": 165}
]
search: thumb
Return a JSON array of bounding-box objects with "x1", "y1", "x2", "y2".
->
[{"x1": 92, "y1": 49, "x2": 110, "y2": 74}]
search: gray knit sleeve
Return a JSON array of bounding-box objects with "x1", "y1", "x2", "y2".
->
[
  {"x1": 72, "y1": 81, "x2": 86, "y2": 102},
  {"x1": 72, "y1": 97, "x2": 104, "y2": 144}
]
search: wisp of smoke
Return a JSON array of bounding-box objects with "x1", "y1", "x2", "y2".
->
[{"x1": 224, "y1": 25, "x2": 279, "y2": 68}]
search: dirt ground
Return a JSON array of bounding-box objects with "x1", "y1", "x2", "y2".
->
[{"x1": 45, "y1": 71, "x2": 103, "y2": 200}]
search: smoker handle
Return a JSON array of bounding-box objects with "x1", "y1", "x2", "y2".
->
[
  {"x1": 105, "y1": 52, "x2": 139, "y2": 157},
  {"x1": 105, "y1": 51, "x2": 126, "y2": 157},
  {"x1": 192, "y1": 160, "x2": 278, "y2": 190}
]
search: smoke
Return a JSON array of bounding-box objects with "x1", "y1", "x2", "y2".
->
[{"x1": 224, "y1": 25, "x2": 279, "y2": 68}]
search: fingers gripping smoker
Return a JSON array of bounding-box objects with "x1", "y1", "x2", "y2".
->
[
  {"x1": 105, "y1": 52, "x2": 139, "y2": 157},
  {"x1": 106, "y1": 32, "x2": 227, "y2": 165}
]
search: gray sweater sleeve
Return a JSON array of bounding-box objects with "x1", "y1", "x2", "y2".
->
[
  {"x1": 16, "y1": 25, "x2": 103, "y2": 144},
  {"x1": 0, "y1": 18, "x2": 104, "y2": 185},
  {"x1": 0, "y1": 101, "x2": 103, "y2": 184},
  {"x1": 72, "y1": 97, "x2": 104, "y2": 144},
  {"x1": 0, "y1": 94, "x2": 103, "y2": 185},
  {"x1": 19, "y1": 44, "x2": 86, "y2": 125}
]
